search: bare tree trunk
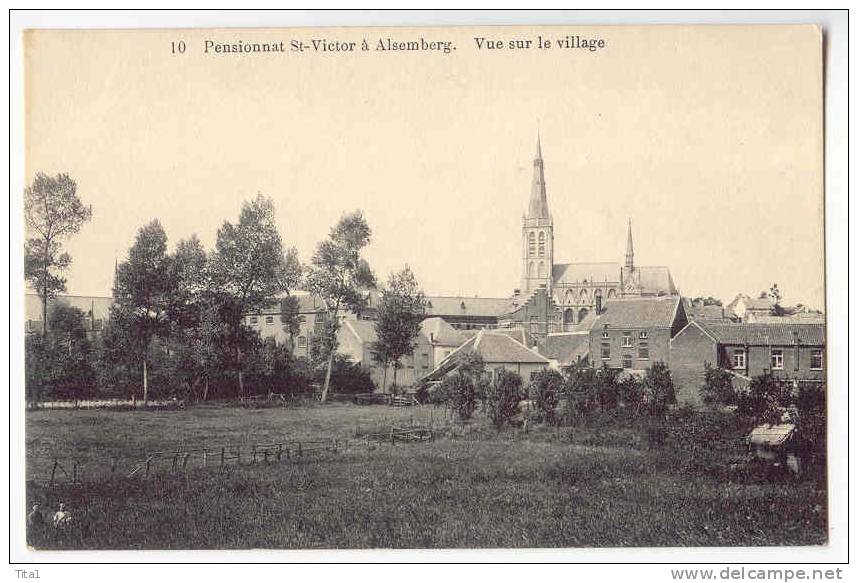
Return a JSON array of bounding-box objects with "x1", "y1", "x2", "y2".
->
[
  {"x1": 236, "y1": 346, "x2": 245, "y2": 397},
  {"x1": 321, "y1": 350, "x2": 334, "y2": 403},
  {"x1": 382, "y1": 365, "x2": 388, "y2": 394},
  {"x1": 203, "y1": 378, "x2": 209, "y2": 402},
  {"x1": 393, "y1": 364, "x2": 398, "y2": 394},
  {"x1": 41, "y1": 288, "x2": 48, "y2": 337},
  {"x1": 142, "y1": 357, "x2": 149, "y2": 403}
]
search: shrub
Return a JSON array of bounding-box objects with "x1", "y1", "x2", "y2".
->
[
  {"x1": 437, "y1": 371, "x2": 477, "y2": 421},
  {"x1": 700, "y1": 362, "x2": 736, "y2": 405},
  {"x1": 643, "y1": 362, "x2": 676, "y2": 417},
  {"x1": 735, "y1": 372, "x2": 790, "y2": 424},
  {"x1": 320, "y1": 354, "x2": 375, "y2": 395},
  {"x1": 484, "y1": 369, "x2": 523, "y2": 428},
  {"x1": 529, "y1": 369, "x2": 563, "y2": 425}
]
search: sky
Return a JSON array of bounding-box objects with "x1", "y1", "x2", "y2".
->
[{"x1": 23, "y1": 25, "x2": 824, "y2": 309}]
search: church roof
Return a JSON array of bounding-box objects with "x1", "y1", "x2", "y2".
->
[
  {"x1": 633, "y1": 266, "x2": 678, "y2": 295},
  {"x1": 526, "y1": 135, "x2": 551, "y2": 220},
  {"x1": 553, "y1": 262, "x2": 621, "y2": 285}
]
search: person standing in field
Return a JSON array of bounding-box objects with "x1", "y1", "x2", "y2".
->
[{"x1": 52, "y1": 502, "x2": 71, "y2": 528}]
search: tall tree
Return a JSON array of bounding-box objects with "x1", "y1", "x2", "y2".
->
[
  {"x1": 112, "y1": 220, "x2": 175, "y2": 402},
  {"x1": 24, "y1": 172, "x2": 92, "y2": 335},
  {"x1": 306, "y1": 210, "x2": 376, "y2": 403},
  {"x1": 209, "y1": 193, "x2": 301, "y2": 396},
  {"x1": 372, "y1": 266, "x2": 426, "y2": 391}
]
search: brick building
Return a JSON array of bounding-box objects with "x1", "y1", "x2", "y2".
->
[
  {"x1": 589, "y1": 296, "x2": 688, "y2": 371},
  {"x1": 669, "y1": 321, "x2": 826, "y2": 405}
]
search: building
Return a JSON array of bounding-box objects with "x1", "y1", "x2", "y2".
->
[
  {"x1": 537, "y1": 332, "x2": 591, "y2": 369},
  {"x1": 684, "y1": 298, "x2": 730, "y2": 322},
  {"x1": 420, "y1": 317, "x2": 468, "y2": 368},
  {"x1": 337, "y1": 319, "x2": 433, "y2": 391},
  {"x1": 520, "y1": 136, "x2": 678, "y2": 330},
  {"x1": 589, "y1": 295, "x2": 689, "y2": 371},
  {"x1": 244, "y1": 292, "x2": 329, "y2": 359},
  {"x1": 24, "y1": 293, "x2": 113, "y2": 338},
  {"x1": 669, "y1": 321, "x2": 826, "y2": 405},
  {"x1": 420, "y1": 329, "x2": 552, "y2": 386},
  {"x1": 423, "y1": 296, "x2": 513, "y2": 330}
]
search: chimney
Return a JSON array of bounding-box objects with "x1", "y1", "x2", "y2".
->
[{"x1": 513, "y1": 289, "x2": 521, "y2": 298}]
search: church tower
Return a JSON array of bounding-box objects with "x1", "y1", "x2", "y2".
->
[{"x1": 521, "y1": 134, "x2": 554, "y2": 293}]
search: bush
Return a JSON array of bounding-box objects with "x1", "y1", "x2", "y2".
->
[
  {"x1": 643, "y1": 362, "x2": 676, "y2": 417},
  {"x1": 484, "y1": 369, "x2": 523, "y2": 428},
  {"x1": 529, "y1": 369, "x2": 563, "y2": 425},
  {"x1": 700, "y1": 362, "x2": 736, "y2": 405},
  {"x1": 436, "y1": 371, "x2": 477, "y2": 421},
  {"x1": 319, "y1": 354, "x2": 375, "y2": 395},
  {"x1": 735, "y1": 372, "x2": 791, "y2": 424}
]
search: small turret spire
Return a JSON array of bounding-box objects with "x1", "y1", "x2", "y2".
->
[{"x1": 625, "y1": 219, "x2": 634, "y2": 272}]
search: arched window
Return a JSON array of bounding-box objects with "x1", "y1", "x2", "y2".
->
[
  {"x1": 538, "y1": 261, "x2": 545, "y2": 278},
  {"x1": 580, "y1": 289, "x2": 589, "y2": 304},
  {"x1": 578, "y1": 307, "x2": 589, "y2": 322},
  {"x1": 563, "y1": 308, "x2": 575, "y2": 324},
  {"x1": 538, "y1": 231, "x2": 545, "y2": 257},
  {"x1": 564, "y1": 289, "x2": 575, "y2": 305},
  {"x1": 607, "y1": 288, "x2": 617, "y2": 299},
  {"x1": 528, "y1": 262, "x2": 534, "y2": 277},
  {"x1": 528, "y1": 232, "x2": 536, "y2": 256}
]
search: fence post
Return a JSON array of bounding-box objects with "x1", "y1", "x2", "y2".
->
[
  {"x1": 50, "y1": 459, "x2": 58, "y2": 487},
  {"x1": 203, "y1": 451, "x2": 207, "y2": 468},
  {"x1": 251, "y1": 445, "x2": 257, "y2": 465},
  {"x1": 73, "y1": 460, "x2": 78, "y2": 484},
  {"x1": 390, "y1": 427, "x2": 395, "y2": 445},
  {"x1": 182, "y1": 453, "x2": 190, "y2": 470},
  {"x1": 171, "y1": 453, "x2": 178, "y2": 473},
  {"x1": 298, "y1": 442, "x2": 303, "y2": 458},
  {"x1": 277, "y1": 444, "x2": 282, "y2": 461},
  {"x1": 220, "y1": 447, "x2": 225, "y2": 470},
  {"x1": 145, "y1": 457, "x2": 151, "y2": 478}
]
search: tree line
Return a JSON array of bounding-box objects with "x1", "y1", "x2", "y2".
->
[{"x1": 24, "y1": 172, "x2": 428, "y2": 404}]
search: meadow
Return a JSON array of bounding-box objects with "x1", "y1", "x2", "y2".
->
[{"x1": 25, "y1": 402, "x2": 827, "y2": 549}]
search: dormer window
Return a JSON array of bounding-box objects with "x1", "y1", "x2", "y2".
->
[
  {"x1": 639, "y1": 331, "x2": 648, "y2": 340},
  {"x1": 460, "y1": 301, "x2": 466, "y2": 311}
]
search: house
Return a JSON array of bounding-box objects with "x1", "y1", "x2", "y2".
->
[
  {"x1": 420, "y1": 317, "x2": 467, "y2": 368},
  {"x1": 669, "y1": 321, "x2": 826, "y2": 405},
  {"x1": 423, "y1": 295, "x2": 513, "y2": 330},
  {"x1": 537, "y1": 332, "x2": 591, "y2": 369},
  {"x1": 420, "y1": 329, "x2": 552, "y2": 386},
  {"x1": 589, "y1": 296, "x2": 688, "y2": 372},
  {"x1": 24, "y1": 293, "x2": 113, "y2": 338},
  {"x1": 244, "y1": 291, "x2": 329, "y2": 359},
  {"x1": 336, "y1": 319, "x2": 433, "y2": 391},
  {"x1": 684, "y1": 298, "x2": 729, "y2": 322},
  {"x1": 726, "y1": 294, "x2": 776, "y2": 321}
]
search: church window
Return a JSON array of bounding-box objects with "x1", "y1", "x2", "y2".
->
[
  {"x1": 580, "y1": 289, "x2": 589, "y2": 303},
  {"x1": 565, "y1": 290, "x2": 575, "y2": 305},
  {"x1": 563, "y1": 308, "x2": 574, "y2": 324},
  {"x1": 538, "y1": 231, "x2": 545, "y2": 257},
  {"x1": 528, "y1": 232, "x2": 535, "y2": 256}
]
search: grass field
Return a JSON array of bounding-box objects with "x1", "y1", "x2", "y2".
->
[{"x1": 25, "y1": 402, "x2": 827, "y2": 549}]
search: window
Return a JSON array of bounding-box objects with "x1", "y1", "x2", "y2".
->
[
  {"x1": 810, "y1": 350, "x2": 823, "y2": 370},
  {"x1": 530, "y1": 316, "x2": 538, "y2": 335},
  {"x1": 732, "y1": 348, "x2": 746, "y2": 369},
  {"x1": 601, "y1": 330, "x2": 609, "y2": 339},
  {"x1": 250, "y1": 316, "x2": 258, "y2": 324},
  {"x1": 639, "y1": 331, "x2": 648, "y2": 340},
  {"x1": 538, "y1": 232, "x2": 545, "y2": 257},
  {"x1": 26, "y1": 319, "x2": 37, "y2": 332},
  {"x1": 771, "y1": 349, "x2": 784, "y2": 370},
  {"x1": 93, "y1": 318, "x2": 103, "y2": 331},
  {"x1": 265, "y1": 315, "x2": 274, "y2": 324},
  {"x1": 622, "y1": 355, "x2": 633, "y2": 369},
  {"x1": 622, "y1": 332, "x2": 632, "y2": 347},
  {"x1": 528, "y1": 232, "x2": 536, "y2": 256},
  {"x1": 297, "y1": 336, "x2": 307, "y2": 348},
  {"x1": 601, "y1": 343, "x2": 611, "y2": 360},
  {"x1": 638, "y1": 342, "x2": 649, "y2": 360}
]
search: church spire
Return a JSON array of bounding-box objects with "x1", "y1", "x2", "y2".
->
[
  {"x1": 625, "y1": 218, "x2": 634, "y2": 271},
  {"x1": 527, "y1": 133, "x2": 550, "y2": 219}
]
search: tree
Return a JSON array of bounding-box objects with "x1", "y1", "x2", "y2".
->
[
  {"x1": 484, "y1": 368, "x2": 524, "y2": 428},
  {"x1": 112, "y1": 220, "x2": 175, "y2": 402},
  {"x1": 372, "y1": 266, "x2": 426, "y2": 392},
  {"x1": 530, "y1": 369, "x2": 563, "y2": 425},
  {"x1": 306, "y1": 210, "x2": 376, "y2": 402},
  {"x1": 24, "y1": 172, "x2": 92, "y2": 336},
  {"x1": 209, "y1": 194, "x2": 301, "y2": 396},
  {"x1": 700, "y1": 362, "x2": 736, "y2": 405},
  {"x1": 643, "y1": 362, "x2": 676, "y2": 417}
]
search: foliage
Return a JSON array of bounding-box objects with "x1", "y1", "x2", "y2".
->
[
  {"x1": 24, "y1": 304, "x2": 95, "y2": 403},
  {"x1": 24, "y1": 172, "x2": 92, "y2": 335},
  {"x1": 436, "y1": 372, "x2": 477, "y2": 421},
  {"x1": 112, "y1": 220, "x2": 175, "y2": 401},
  {"x1": 483, "y1": 368, "x2": 524, "y2": 428},
  {"x1": 735, "y1": 372, "x2": 791, "y2": 424},
  {"x1": 529, "y1": 369, "x2": 563, "y2": 425},
  {"x1": 371, "y1": 266, "x2": 426, "y2": 391},
  {"x1": 317, "y1": 354, "x2": 375, "y2": 395},
  {"x1": 700, "y1": 362, "x2": 736, "y2": 406},
  {"x1": 305, "y1": 210, "x2": 376, "y2": 402},
  {"x1": 642, "y1": 362, "x2": 676, "y2": 417}
]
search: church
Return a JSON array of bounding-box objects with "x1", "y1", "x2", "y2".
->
[{"x1": 515, "y1": 135, "x2": 678, "y2": 331}]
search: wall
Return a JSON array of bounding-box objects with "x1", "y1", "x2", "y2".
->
[
  {"x1": 719, "y1": 343, "x2": 826, "y2": 381},
  {"x1": 669, "y1": 323, "x2": 719, "y2": 406},
  {"x1": 589, "y1": 327, "x2": 672, "y2": 371},
  {"x1": 486, "y1": 361, "x2": 549, "y2": 384}
]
